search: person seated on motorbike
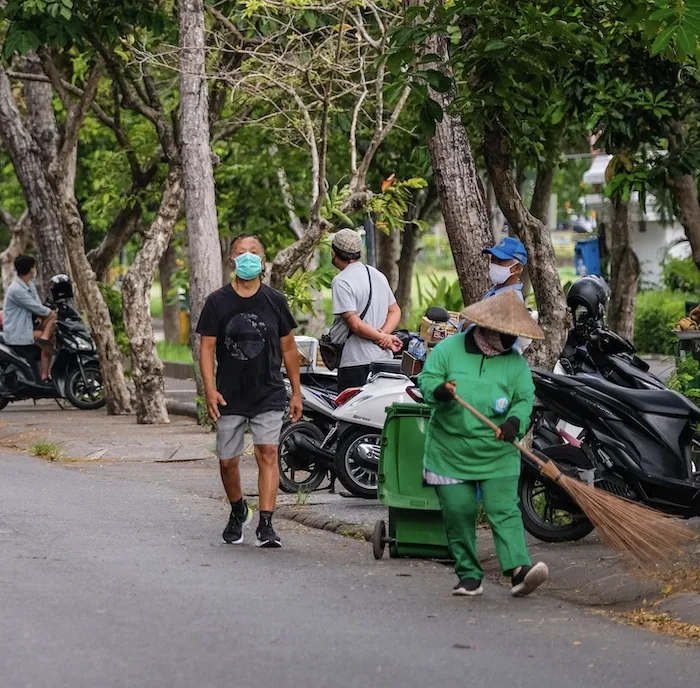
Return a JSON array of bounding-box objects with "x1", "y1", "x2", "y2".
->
[
  {"x1": 3, "y1": 255, "x2": 57, "y2": 381},
  {"x1": 418, "y1": 289, "x2": 549, "y2": 598}
]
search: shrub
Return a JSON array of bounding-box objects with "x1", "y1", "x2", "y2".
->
[
  {"x1": 662, "y1": 256, "x2": 700, "y2": 294},
  {"x1": 98, "y1": 282, "x2": 130, "y2": 357},
  {"x1": 634, "y1": 290, "x2": 686, "y2": 355},
  {"x1": 668, "y1": 356, "x2": 700, "y2": 405}
]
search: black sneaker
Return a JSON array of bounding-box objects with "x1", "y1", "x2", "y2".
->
[
  {"x1": 452, "y1": 579, "x2": 484, "y2": 597},
  {"x1": 222, "y1": 502, "x2": 253, "y2": 544},
  {"x1": 255, "y1": 522, "x2": 282, "y2": 548},
  {"x1": 511, "y1": 562, "x2": 549, "y2": 597}
]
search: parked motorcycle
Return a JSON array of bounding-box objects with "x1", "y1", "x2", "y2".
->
[
  {"x1": 0, "y1": 274, "x2": 105, "y2": 411},
  {"x1": 532, "y1": 276, "x2": 666, "y2": 453},
  {"x1": 522, "y1": 368, "x2": 700, "y2": 543},
  {"x1": 280, "y1": 359, "x2": 415, "y2": 498}
]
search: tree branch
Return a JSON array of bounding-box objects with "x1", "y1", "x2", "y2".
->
[
  {"x1": 354, "y1": 84, "x2": 410, "y2": 189},
  {"x1": 57, "y1": 58, "x2": 105, "y2": 169}
]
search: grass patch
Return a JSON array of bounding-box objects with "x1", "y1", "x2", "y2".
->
[
  {"x1": 150, "y1": 283, "x2": 163, "y2": 319},
  {"x1": 156, "y1": 341, "x2": 193, "y2": 364},
  {"x1": 293, "y1": 486, "x2": 312, "y2": 508},
  {"x1": 31, "y1": 440, "x2": 62, "y2": 461}
]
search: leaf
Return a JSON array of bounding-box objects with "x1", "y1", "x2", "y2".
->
[
  {"x1": 484, "y1": 39, "x2": 508, "y2": 53},
  {"x1": 551, "y1": 106, "x2": 565, "y2": 125},
  {"x1": 304, "y1": 10, "x2": 316, "y2": 30},
  {"x1": 677, "y1": 24, "x2": 697, "y2": 57},
  {"x1": 651, "y1": 24, "x2": 677, "y2": 55},
  {"x1": 386, "y1": 51, "x2": 403, "y2": 76},
  {"x1": 423, "y1": 69, "x2": 452, "y2": 93}
]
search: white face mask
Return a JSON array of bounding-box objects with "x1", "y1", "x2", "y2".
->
[{"x1": 489, "y1": 263, "x2": 516, "y2": 286}]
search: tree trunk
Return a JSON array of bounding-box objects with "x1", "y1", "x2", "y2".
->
[
  {"x1": 55, "y1": 173, "x2": 133, "y2": 414},
  {"x1": 122, "y1": 169, "x2": 183, "y2": 424},
  {"x1": 0, "y1": 66, "x2": 66, "y2": 299},
  {"x1": 671, "y1": 173, "x2": 700, "y2": 272},
  {"x1": 179, "y1": 0, "x2": 223, "y2": 379},
  {"x1": 396, "y1": 224, "x2": 419, "y2": 319},
  {"x1": 376, "y1": 228, "x2": 400, "y2": 291},
  {"x1": 20, "y1": 54, "x2": 69, "y2": 295},
  {"x1": 425, "y1": 34, "x2": 493, "y2": 306},
  {"x1": 159, "y1": 239, "x2": 181, "y2": 343},
  {"x1": 530, "y1": 165, "x2": 556, "y2": 227},
  {"x1": 607, "y1": 197, "x2": 640, "y2": 342},
  {"x1": 0, "y1": 211, "x2": 32, "y2": 295},
  {"x1": 483, "y1": 124, "x2": 567, "y2": 369}
]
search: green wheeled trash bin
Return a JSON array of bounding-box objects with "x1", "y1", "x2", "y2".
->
[{"x1": 371, "y1": 403, "x2": 452, "y2": 561}]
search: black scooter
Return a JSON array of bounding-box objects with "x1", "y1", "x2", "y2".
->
[
  {"x1": 521, "y1": 369, "x2": 700, "y2": 543},
  {"x1": 532, "y1": 318, "x2": 666, "y2": 453},
  {"x1": 0, "y1": 279, "x2": 104, "y2": 411}
]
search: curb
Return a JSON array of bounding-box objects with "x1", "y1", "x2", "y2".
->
[
  {"x1": 166, "y1": 399, "x2": 198, "y2": 419},
  {"x1": 275, "y1": 505, "x2": 372, "y2": 541},
  {"x1": 163, "y1": 361, "x2": 196, "y2": 380}
]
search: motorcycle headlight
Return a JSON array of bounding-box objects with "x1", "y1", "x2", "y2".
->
[{"x1": 78, "y1": 337, "x2": 95, "y2": 351}]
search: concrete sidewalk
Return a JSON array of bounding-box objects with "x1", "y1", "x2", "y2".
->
[{"x1": 1, "y1": 400, "x2": 699, "y2": 632}]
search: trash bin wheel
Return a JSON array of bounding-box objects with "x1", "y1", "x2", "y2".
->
[{"x1": 372, "y1": 520, "x2": 387, "y2": 559}]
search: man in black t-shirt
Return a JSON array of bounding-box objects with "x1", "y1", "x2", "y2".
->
[{"x1": 196, "y1": 234, "x2": 302, "y2": 548}]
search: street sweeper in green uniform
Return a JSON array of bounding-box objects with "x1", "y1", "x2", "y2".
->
[{"x1": 418, "y1": 289, "x2": 550, "y2": 598}]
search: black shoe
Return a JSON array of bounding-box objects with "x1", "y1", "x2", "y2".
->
[
  {"x1": 511, "y1": 562, "x2": 549, "y2": 597},
  {"x1": 255, "y1": 522, "x2": 282, "y2": 548},
  {"x1": 452, "y1": 579, "x2": 484, "y2": 597},
  {"x1": 222, "y1": 502, "x2": 253, "y2": 544}
]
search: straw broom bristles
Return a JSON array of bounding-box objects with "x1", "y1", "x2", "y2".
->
[{"x1": 454, "y1": 394, "x2": 698, "y2": 569}]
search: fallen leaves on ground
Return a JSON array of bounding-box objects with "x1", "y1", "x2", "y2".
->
[{"x1": 613, "y1": 608, "x2": 700, "y2": 642}]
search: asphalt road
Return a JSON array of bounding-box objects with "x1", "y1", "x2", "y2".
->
[{"x1": 1, "y1": 450, "x2": 697, "y2": 688}]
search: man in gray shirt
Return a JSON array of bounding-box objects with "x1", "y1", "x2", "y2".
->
[
  {"x1": 330, "y1": 229, "x2": 402, "y2": 391},
  {"x1": 3, "y1": 255, "x2": 57, "y2": 381}
]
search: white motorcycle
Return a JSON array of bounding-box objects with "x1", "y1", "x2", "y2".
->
[{"x1": 280, "y1": 359, "x2": 415, "y2": 499}]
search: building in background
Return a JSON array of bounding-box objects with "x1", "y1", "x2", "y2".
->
[{"x1": 583, "y1": 153, "x2": 688, "y2": 286}]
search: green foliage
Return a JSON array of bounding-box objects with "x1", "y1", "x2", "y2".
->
[
  {"x1": 369, "y1": 177, "x2": 429, "y2": 233},
  {"x1": 668, "y1": 356, "x2": 700, "y2": 404},
  {"x1": 284, "y1": 266, "x2": 335, "y2": 317},
  {"x1": 156, "y1": 341, "x2": 193, "y2": 364},
  {"x1": 411, "y1": 273, "x2": 464, "y2": 327},
  {"x1": 420, "y1": 235, "x2": 457, "y2": 272},
  {"x1": 662, "y1": 256, "x2": 700, "y2": 293},
  {"x1": 98, "y1": 283, "x2": 130, "y2": 356},
  {"x1": 634, "y1": 290, "x2": 687, "y2": 354}
]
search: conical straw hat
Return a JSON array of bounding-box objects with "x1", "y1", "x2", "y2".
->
[{"x1": 460, "y1": 289, "x2": 545, "y2": 340}]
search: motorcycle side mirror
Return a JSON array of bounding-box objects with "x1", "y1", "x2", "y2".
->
[{"x1": 425, "y1": 306, "x2": 450, "y2": 323}]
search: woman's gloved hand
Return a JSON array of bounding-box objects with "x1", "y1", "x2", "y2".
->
[
  {"x1": 433, "y1": 380, "x2": 457, "y2": 402},
  {"x1": 495, "y1": 417, "x2": 520, "y2": 443}
]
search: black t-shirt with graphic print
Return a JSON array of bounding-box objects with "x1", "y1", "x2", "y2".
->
[{"x1": 196, "y1": 283, "x2": 297, "y2": 417}]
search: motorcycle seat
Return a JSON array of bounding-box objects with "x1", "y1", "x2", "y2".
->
[
  {"x1": 369, "y1": 360, "x2": 403, "y2": 375},
  {"x1": 581, "y1": 376, "x2": 700, "y2": 419}
]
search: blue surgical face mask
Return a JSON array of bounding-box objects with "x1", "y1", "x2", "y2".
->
[{"x1": 234, "y1": 252, "x2": 263, "y2": 281}]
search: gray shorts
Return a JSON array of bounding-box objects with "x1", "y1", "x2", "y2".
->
[{"x1": 216, "y1": 411, "x2": 284, "y2": 460}]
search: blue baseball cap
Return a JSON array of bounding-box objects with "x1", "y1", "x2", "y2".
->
[{"x1": 483, "y1": 237, "x2": 528, "y2": 265}]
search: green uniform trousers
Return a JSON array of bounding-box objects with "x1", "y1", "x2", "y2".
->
[{"x1": 436, "y1": 476, "x2": 531, "y2": 581}]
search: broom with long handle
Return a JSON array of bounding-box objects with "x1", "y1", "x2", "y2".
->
[{"x1": 452, "y1": 393, "x2": 697, "y2": 568}]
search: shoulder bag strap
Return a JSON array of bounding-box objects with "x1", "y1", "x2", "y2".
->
[{"x1": 359, "y1": 265, "x2": 373, "y2": 321}]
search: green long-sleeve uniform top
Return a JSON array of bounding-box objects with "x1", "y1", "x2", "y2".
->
[{"x1": 418, "y1": 332, "x2": 535, "y2": 481}]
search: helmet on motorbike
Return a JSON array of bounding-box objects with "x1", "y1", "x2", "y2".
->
[
  {"x1": 566, "y1": 276, "x2": 610, "y2": 323},
  {"x1": 49, "y1": 274, "x2": 74, "y2": 301}
]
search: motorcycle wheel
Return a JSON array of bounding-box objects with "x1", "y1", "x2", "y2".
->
[
  {"x1": 278, "y1": 421, "x2": 327, "y2": 494},
  {"x1": 334, "y1": 428, "x2": 380, "y2": 499},
  {"x1": 519, "y1": 446, "x2": 594, "y2": 543},
  {"x1": 0, "y1": 398, "x2": 9, "y2": 412},
  {"x1": 65, "y1": 364, "x2": 106, "y2": 410}
]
